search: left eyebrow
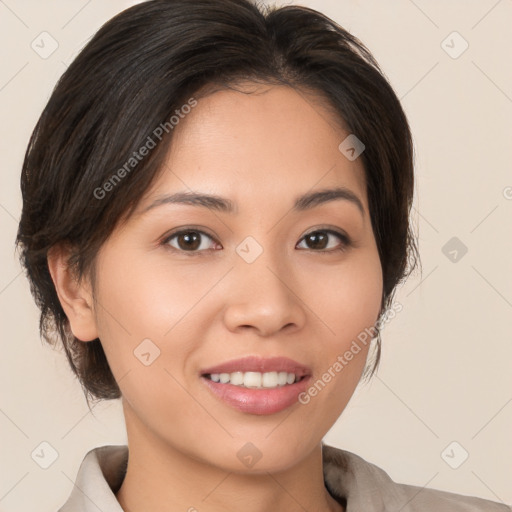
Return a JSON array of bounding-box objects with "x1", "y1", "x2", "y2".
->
[{"x1": 139, "y1": 186, "x2": 365, "y2": 218}]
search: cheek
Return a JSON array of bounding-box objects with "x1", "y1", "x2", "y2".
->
[
  {"x1": 305, "y1": 248, "x2": 382, "y2": 403},
  {"x1": 90, "y1": 256, "x2": 195, "y2": 414},
  {"x1": 90, "y1": 249, "x2": 167, "y2": 376},
  {"x1": 306, "y1": 249, "x2": 382, "y2": 345},
  {"x1": 94, "y1": 248, "x2": 207, "y2": 337},
  {"x1": 303, "y1": 255, "x2": 381, "y2": 419},
  {"x1": 91, "y1": 248, "x2": 219, "y2": 380}
]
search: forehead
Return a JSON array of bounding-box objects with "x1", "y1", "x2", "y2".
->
[{"x1": 138, "y1": 83, "x2": 368, "y2": 216}]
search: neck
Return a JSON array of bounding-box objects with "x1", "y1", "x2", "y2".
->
[{"x1": 115, "y1": 405, "x2": 344, "y2": 512}]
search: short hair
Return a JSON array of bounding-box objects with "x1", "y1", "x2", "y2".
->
[{"x1": 16, "y1": 0, "x2": 420, "y2": 404}]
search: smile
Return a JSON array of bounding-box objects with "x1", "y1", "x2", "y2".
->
[
  {"x1": 200, "y1": 356, "x2": 312, "y2": 415},
  {"x1": 205, "y1": 371, "x2": 304, "y2": 389}
]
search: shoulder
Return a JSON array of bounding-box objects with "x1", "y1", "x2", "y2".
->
[
  {"x1": 322, "y1": 443, "x2": 511, "y2": 512},
  {"x1": 397, "y1": 482, "x2": 511, "y2": 511}
]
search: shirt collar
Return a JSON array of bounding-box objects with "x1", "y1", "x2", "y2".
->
[{"x1": 322, "y1": 442, "x2": 407, "y2": 510}]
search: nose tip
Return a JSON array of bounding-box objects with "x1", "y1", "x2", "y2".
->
[{"x1": 222, "y1": 261, "x2": 306, "y2": 337}]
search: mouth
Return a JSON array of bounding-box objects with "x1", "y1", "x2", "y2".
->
[
  {"x1": 200, "y1": 356, "x2": 312, "y2": 415},
  {"x1": 202, "y1": 371, "x2": 307, "y2": 389}
]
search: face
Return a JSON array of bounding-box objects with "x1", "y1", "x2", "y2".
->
[{"x1": 83, "y1": 84, "x2": 382, "y2": 472}]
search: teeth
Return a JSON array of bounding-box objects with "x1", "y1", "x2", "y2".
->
[
  {"x1": 208, "y1": 371, "x2": 300, "y2": 389},
  {"x1": 230, "y1": 371, "x2": 244, "y2": 386},
  {"x1": 244, "y1": 371, "x2": 261, "y2": 388},
  {"x1": 262, "y1": 371, "x2": 277, "y2": 388}
]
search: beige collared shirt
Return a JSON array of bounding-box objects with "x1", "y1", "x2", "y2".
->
[{"x1": 58, "y1": 444, "x2": 511, "y2": 511}]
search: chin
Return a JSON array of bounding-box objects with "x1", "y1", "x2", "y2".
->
[{"x1": 195, "y1": 432, "x2": 318, "y2": 475}]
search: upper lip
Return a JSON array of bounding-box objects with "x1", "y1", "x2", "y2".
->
[{"x1": 201, "y1": 356, "x2": 311, "y2": 377}]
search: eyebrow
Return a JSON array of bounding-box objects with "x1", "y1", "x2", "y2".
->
[{"x1": 140, "y1": 186, "x2": 365, "y2": 218}]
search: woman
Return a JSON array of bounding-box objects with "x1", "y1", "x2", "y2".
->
[{"x1": 15, "y1": 0, "x2": 510, "y2": 511}]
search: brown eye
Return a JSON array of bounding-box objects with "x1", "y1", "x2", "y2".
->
[
  {"x1": 162, "y1": 227, "x2": 351, "y2": 255},
  {"x1": 297, "y1": 230, "x2": 351, "y2": 252},
  {"x1": 163, "y1": 230, "x2": 218, "y2": 253}
]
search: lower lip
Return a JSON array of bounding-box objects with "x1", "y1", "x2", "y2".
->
[{"x1": 201, "y1": 376, "x2": 311, "y2": 415}]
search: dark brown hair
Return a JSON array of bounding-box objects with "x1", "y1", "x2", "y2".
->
[{"x1": 16, "y1": 0, "x2": 420, "y2": 405}]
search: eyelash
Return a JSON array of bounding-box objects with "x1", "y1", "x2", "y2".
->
[{"x1": 161, "y1": 227, "x2": 352, "y2": 256}]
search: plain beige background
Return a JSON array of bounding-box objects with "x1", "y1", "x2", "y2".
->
[{"x1": 1, "y1": 0, "x2": 511, "y2": 511}]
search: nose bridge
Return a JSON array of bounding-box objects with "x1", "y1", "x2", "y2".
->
[
  {"x1": 237, "y1": 235, "x2": 290, "y2": 305},
  {"x1": 222, "y1": 234, "x2": 305, "y2": 335}
]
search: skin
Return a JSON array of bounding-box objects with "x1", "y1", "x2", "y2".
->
[{"x1": 48, "y1": 83, "x2": 383, "y2": 512}]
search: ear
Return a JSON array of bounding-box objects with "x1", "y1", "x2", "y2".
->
[{"x1": 47, "y1": 244, "x2": 99, "y2": 342}]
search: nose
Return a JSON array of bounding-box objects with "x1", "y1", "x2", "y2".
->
[{"x1": 222, "y1": 252, "x2": 307, "y2": 337}]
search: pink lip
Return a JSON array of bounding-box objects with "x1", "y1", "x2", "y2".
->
[
  {"x1": 200, "y1": 356, "x2": 311, "y2": 377},
  {"x1": 200, "y1": 356, "x2": 312, "y2": 415}
]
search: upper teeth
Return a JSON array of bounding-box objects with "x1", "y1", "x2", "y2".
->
[{"x1": 208, "y1": 371, "x2": 299, "y2": 389}]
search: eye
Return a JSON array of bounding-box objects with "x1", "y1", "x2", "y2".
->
[
  {"x1": 296, "y1": 229, "x2": 351, "y2": 253},
  {"x1": 163, "y1": 229, "x2": 219, "y2": 254},
  {"x1": 161, "y1": 227, "x2": 352, "y2": 255}
]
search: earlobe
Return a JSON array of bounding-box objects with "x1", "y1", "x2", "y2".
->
[{"x1": 47, "y1": 245, "x2": 99, "y2": 342}]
